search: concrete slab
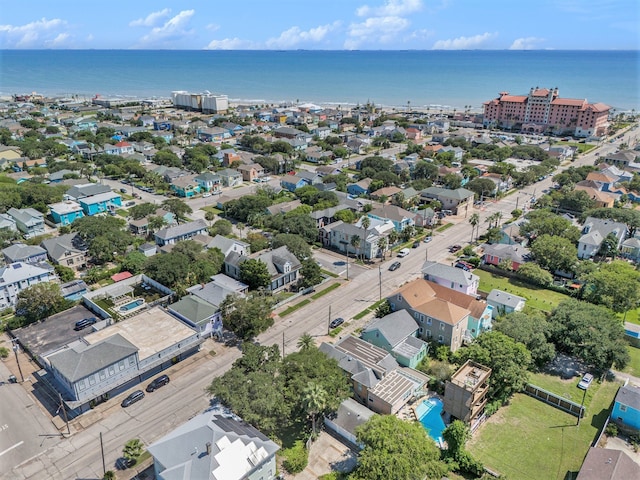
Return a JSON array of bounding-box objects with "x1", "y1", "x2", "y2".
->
[{"x1": 293, "y1": 431, "x2": 357, "y2": 480}]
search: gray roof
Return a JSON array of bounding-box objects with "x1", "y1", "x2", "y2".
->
[
  {"x1": 7, "y1": 207, "x2": 43, "y2": 225},
  {"x1": 0, "y1": 262, "x2": 51, "y2": 285},
  {"x1": 326, "y1": 398, "x2": 375, "y2": 437},
  {"x1": 580, "y1": 217, "x2": 627, "y2": 245},
  {"x1": 186, "y1": 279, "x2": 244, "y2": 309},
  {"x1": 421, "y1": 186, "x2": 474, "y2": 201},
  {"x1": 226, "y1": 246, "x2": 301, "y2": 276},
  {"x1": 65, "y1": 183, "x2": 112, "y2": 200},
  {"x1": 169, "y1": 296, "x2": 218, "y2": 325},
  {"x1": 155, "y1": 219, "x2": 207, "y2": 241},
  {"x1": 362, "y1": 310, "x2": 418, "y2": 349},
  {"x1": 218, "y1": 168, "x2": 242, "y2": 178},
  {"x1": 41, "y1": 233, "x2": 86, "y2": 261},
  {"x1": 392, "y1": 335, "x2": 428, "y2": 360},
  {"x1": 2, "y1": 243, "x2": 46, "y2": 262},
  {"x1": 59, "y1": 280, "x2": 88, "y2": 297},
  {"x1": 422, "y1": 261, "x2": 479, "y2": 286},
  {"x1": 487, "y1": 289, "x2": 526, "y2": 309},
  {"x1": 576, "y1": 447, "x2": 640, "y2": 480},
  {"x1": 47, "y1": 334, "x2": 138, "y2": 383},
  {"x1": 614, "y1": 384, "x2": 640, "y2": 411},
  {"x1": 207, "y1": 235, "x2": 249, "y2": 256},
  {"x1": 147, "y1": 412, "x2": 280, "y2": 480},
  {"x1": 481, "y1": 243, "x2": 530, "y2": 264}
]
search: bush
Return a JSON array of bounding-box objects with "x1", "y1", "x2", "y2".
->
[
  {"x1": 282, "y1": 440, "x2": 308, "y2": 474},
  {"x1": 484, "y1": 399, "x2": 502, "y2": 417},
  {"x1": 605, "y1": 423, "x2": 618, "y2": 437},
  {"x1": 0, "y1": 346, "x2": 9, "y2": 358}
]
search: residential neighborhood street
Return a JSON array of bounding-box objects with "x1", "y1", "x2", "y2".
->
[{"x1": 2, "y1": 128, "x2": 637, "y2": 480}]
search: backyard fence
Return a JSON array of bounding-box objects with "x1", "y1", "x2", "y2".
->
[{"x1": 524, "y1": 384, "x2": 585, "y2": 418}]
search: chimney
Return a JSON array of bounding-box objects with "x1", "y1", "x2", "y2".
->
[{"x1": 205, "y1": 442, "x2": 212, "y2": 455}]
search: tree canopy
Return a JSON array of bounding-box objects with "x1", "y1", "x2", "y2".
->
[
  {"x1": 495, "y1": 311, "x2": 555, "y2": 368},
  {"x1": 14, "y1": 283, "x2": 69, "y2": 327},
  {"x1": 519, "y1": 210, "x2": 581, "y2": 242},
  {"x1": 581, "y1": 260, "x2": 640, "y2": 313},
  {"x1": 530, "y1": 234, "x2": 577, "y2": 273},
  {"x1": 239, "y1": 259, "x2": 271, "y2": 290},
  {"x1": 271, "y1": 233, "x2": 311, "y2": 261},
  {"x1": 219, "y1": 293, "x2": 275, "y2": 341}
]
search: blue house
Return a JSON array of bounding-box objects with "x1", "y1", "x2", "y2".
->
[
  {"x1": 78, "y1": 192, "x2": 122, "y2": 216},
  {"x1": 347, "y1": 179, "x2": 372, "y2": 197},
  {"x1": 170, "y1": 175, "x2": 200, "y2": 198},
  {"x1": 280, "y1": 175, "x2": 307, "y2": 192},
  {"x1": 194, "y1": 172, "x2": 222, "y2": 193},
  {"x1": 49, "y1": 200, "x2": 85, "y2": 225},
  {"x1": 611, "y1": 384, "x2": 640, "y2": 431}
]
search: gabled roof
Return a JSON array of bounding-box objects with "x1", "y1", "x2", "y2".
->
[
  {"x1": 7, "y1": 207, "x2": 43, "y2": 224},
  {"x1": 41, "y1": 233, "x2": 86, "y2": 261},
  {"x1": 0, "y1": 262, "x2": 51, "y2": 284},
  {"x1": 65, "y1": 183, "x2": 112, "y2": 200},
  {"x1": 420, "y1": 186, "x2": 474, "y2": 201},
  {"x1": 2, "y1": 243, "x2": 46, "y2": 261},
  {"x1": 155, "y1": 219, "x2": 207, "y2": 241},
  {"x1": 362, "y1": 310, "x2": 418, "y2": 348},
  {"x1": 614, "y1": 384, "x2": 640, "y2": 411},
  {"x1": 207, "y1": 235, "x2": 249, "y2": 256},
  {"x1": 368, "y1": 205, "x2": 414, "y2": 224},
  {"x1": 487, "y1": 289, "x2": 525, "y2": 309},
  {"x1": 481, "y1": 244, "x2": 530, "y2": 264},
  {"x1": 422, "y1": 261, "x2": 478, "y2": 286},
  {"x1": 576, "y1": 447, "x2": 640, "y2": 480},
  {"x1": 169, "y1": 296, "x2": 218, "y2": 325},
  {"x1": 148, "y1": 412, "x2": 280, "y2": 480},
  {"x1": 47, "y1": 334, "x2": 137, "y2": 383}
]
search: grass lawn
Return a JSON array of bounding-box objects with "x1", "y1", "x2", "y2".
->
[
  {"x1": 475, "y1": 269, "x2": 571, "y2": 312},
  {"x1": 558, "y1": 141, "x2": 597, "y2": 154},
  {"x1": 201, "y1": 205, "x2": 222, "y2": 215},
  {"x1": 618, "y1": 308, "x2": 640, "y2": 325},
  {"x1": 528, "y1": 372, "x2": 599, "y2": 407},
  {"x1": 311, "y1": 282, "x2": 340, "y2": 300},
  {"x1": 623, "y1": 344, "x2": 640, "y2": 378},
  {"x1": 279, "y1": 299, "x2": 311, "y2": 317},
  {"x1": 436, "y1": 222, "x2": 453, "y2": 233},
  {"x1": 468, "y1": 379, "x2": 620, "y2": 480}
]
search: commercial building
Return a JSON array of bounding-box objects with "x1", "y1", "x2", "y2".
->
[
  {"x1": 172, "y1": 90, "x2": 229, "y2": 113},
  {"x1": 483, "y1": 87, "x2": 610, "y2": 137}
]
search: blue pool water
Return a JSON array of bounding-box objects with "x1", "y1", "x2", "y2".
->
[
  {"x1": 417, "y1": 398, "x2": 446, "y2": 444},
  {"x1": 120, "y1": 299, "x2": 144, "y2": 312}
]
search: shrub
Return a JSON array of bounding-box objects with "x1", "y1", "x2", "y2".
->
[
  {"x1": 605, "y1": 423, "x2": 618, "y2": 437},
  {"x1": 282, "y1": 440, "x2": 308, "y2": 474},
  {"x1": 484, "y1": 399, "x2": 502, "y2": 417},
  {"x1": 0, "y1": 346, "x2": 9, "y2": 359}
]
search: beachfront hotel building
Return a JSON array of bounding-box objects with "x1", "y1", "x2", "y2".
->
[
  {"x1": 172, "y1": 90, "x2": 229, "y2": 113},
  {"x1": 483, "y1": 87, "x2": 610, "y2": 137}
]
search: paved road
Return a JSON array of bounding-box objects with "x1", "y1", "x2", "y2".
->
[
  {"x1": 7, "y1": 128, "x2": 637, "y2": 479},
  {"x1": 0, "y1": 362, "x2": 59, "y2": 475}
]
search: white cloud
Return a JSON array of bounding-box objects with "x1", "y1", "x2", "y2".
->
[
  {"x1": 0, "y1": 18, "x2": 68, "y2": 48},
  {"x1": 509, "y1": 37, "x2": 544, "y2": 50},
  {"x1": 129, "y1": 9, "x2": 171, "y2": 27},
  {"x1": 266, "y1": 22, "x2": 340, "y2": 49},
  {"x1": 357, "y1": 0, "x2": 423, "y2": 17},
  {"x1": 137, "y1": 10, "x2": 195, "y2": 47},
  {"x1": 204, "y1": 38, "x2": 256, "y2": 50},
  {"x1": 45, "y1": 33, "x2": 71, "y2": 47},
  {"x1": 345, "y1": 16, "x2": 410, "y2": 49},
  {"x1": 432, "y1": 32, "x2": 497, "y2": 50},
  {"x1": 206, "y1": 23, "x2": 220, "y2": 32}
]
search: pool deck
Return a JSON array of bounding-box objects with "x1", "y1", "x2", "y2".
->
[{"x1": 396, "y1": 393, "x2": 447, "y2": 448}]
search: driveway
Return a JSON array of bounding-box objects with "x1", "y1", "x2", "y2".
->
[
  {"x1": 292, "y1": 431, "x2": 357, "y2": 480},
  {"x1": 314, "y1": 249, "x2": 370, "y2": 279}
]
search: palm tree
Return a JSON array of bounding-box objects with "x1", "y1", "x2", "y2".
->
[
  {"x1": 123, "y1": 439, "x2": 144, "y2": 467},
  {"x1": 360, "y1": 216, "x2": 371, "y2": 260},
  {"x1": 302, "y1": 382, "x2": 328, "y2": 436},
  {"x1": 377, "y1": 237, "x2": 388, "y2": 260},
  {"x1": 350, "y1": 235, "x2": 361, "y2": 260},
  {"x1": 388, "y1": 229, "x2": 399, "y2": 247},
  {"x1": 297, "y1": 333, "x2": 314, "y2": 351},
  {"x1": 469, "y1": 213, "x2": 480, "y2": 243}
]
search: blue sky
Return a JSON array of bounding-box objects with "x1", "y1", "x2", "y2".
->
[{"x1": 0, "y1": 0, "x2": 638, "y2": 50}]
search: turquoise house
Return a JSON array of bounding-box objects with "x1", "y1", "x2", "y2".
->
[
  {"x1": 78, "y1": 192, "x2": 122, "y2": 216},
  {"x1": 611, "y1": 384, "x2": 640, "y2": 431},
  {"x1": 49, "y1": 201, "x2": 85, "y2": 225},
  {"x1": 170, "y1": 175, "x2": 200, "y2": 198},
  {"x1": 360, "y1": 310, "x2": 429, "y2": 369}
]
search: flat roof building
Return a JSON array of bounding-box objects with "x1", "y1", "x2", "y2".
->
[{"x1": 444, "y1": 360, "x2": 491, "y2": 430}]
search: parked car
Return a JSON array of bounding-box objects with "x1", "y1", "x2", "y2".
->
[
  {"x1": 449, "y1": 245, "x2": 462, "y2": 253},
  {"x1": 397, "y1": 248, "x2": 410, "y2": 258},
  {"x1": 121, "y1": 390, "x2": 145, "y2": 407},
  {"x1": 454, "y1": 261, "x2": 474, "y2": 271},
  {"x1": 389, "y1": 261, "x2": 401, "y2": 271},
  {"x1": 329, "y1": 317, "x2": 344, "y2": 329},
  {"x1": 423, "y1": 236, "x2": 432, "y2": 243},
  {"x1": 146, "y1": 374, "x2": 170, "y2": 392},
  {"x1": 412, "y1": 241, "x2": 420, "y2": 248},
  {"x1": 120, "y1": 188, "x2": 128, "y2": 193},
  {"x1": 125, "y1": 201, "x2": 136, "y2": 207},
  {"x1": 74, "y1": 317, "x2": 97, "y2": 331},
  {"x1": 578, "y1": 373, "x2": 594, "y2": 390},
  {"x1": 202, "y1": 192, "x2": 212, "y2": 198}
]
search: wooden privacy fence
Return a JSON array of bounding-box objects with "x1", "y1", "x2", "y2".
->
[{"x1": 524, "y1": 384, "x2": 585, "y2": 418}]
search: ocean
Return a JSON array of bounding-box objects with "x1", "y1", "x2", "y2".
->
[{"x1": 0, "y1": 50, "x2": 638, "y2": 111}]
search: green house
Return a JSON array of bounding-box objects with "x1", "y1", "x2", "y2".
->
[{"x1": 361, "y1": 310, "x2": 429, "y2": 368}]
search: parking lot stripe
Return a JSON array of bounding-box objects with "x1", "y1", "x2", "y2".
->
[{"x1": 0, "y1": 441, "x2": 24, "y2": 457}]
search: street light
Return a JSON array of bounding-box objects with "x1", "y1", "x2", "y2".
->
[{"x1": 12, "y1": 339, "x2": 24, "y2": 382}]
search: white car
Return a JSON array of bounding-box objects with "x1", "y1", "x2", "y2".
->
[
  {"x1": 202, "y1": 192, "x2": 212, "y2": 198},
  {"x1": 578, "y1": 373, "x2": 593, "y2": 390}
]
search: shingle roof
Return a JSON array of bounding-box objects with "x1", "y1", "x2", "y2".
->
[
  {"x1": 155, "y1": 219, "x2": 207, "y2": 241},
  {"x1": 487, "y1": 289, "x2": 525, "y2": 309},
  {"x1": 362, "y1": 310, "x2": 418, "y2": 348},
  {"x1": 422, "y1": 261, "x2": 479, "y2": 287},
  {"x1": 47, "y1": 334, "x2": 138, "y2": 383},
  {"x1": 615, "y1": 384, "x2": 640, "y2": 411},
  {"x1": 576, "y1": 447, "x2": 640, "y2": 480},
  {"x1": 41, "y1": 233, "x2": 86, "y2": 261},
  {"x1": 169, "y1": 296, "x2": 218, "y2": 325},
  {"x1": 2, "y1": 243, "x2": 46, "y2": 262}
]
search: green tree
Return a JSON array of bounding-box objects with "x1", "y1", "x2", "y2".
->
[
  {"x1": 143, "y1": 252, "x2": 190, "y2": 289},
  {"x1": 548, "y1": 299, "x2": 629, "y2": 373},
  {"x1": 15, "y1": 283, "x2": 68, "y2": 326},
  {"x1": 271, "y1": 233, "x2": 311, "y2": 261},
  {"x1": 468, "y1": 213, "x2": 480, "y2": 243},
  {"x1": 302, "y1": 382, "x2": 328, "y2": 435},
  {"x1": 442, "y1": 420, "x2": 484, "y2": 476},
  {"x1": 122, "y1": 439, "x2": 144, "y2": 467},
  {"x1": 220, "y1": 293, "x2": 275, "y2": 341},
  {"x1": 334, "y1": 208, "x2": 356, "y2": 223},
  {"x1": 297, "y1": 333, "x2": 314, "y2": 351},
  {"x1": 352, "y1": 415, "x2": 448, "y2": 480},
  {"x1": 54, "y1": 264, "x2": 75, "y2": 282},
  {"x1": 120, "y1": 251, "x2": 147, "y2": 275},
  {"x1": 516, "y1": 262, "x2": 553, "y2": 286},
  {"x1": 495, "y1": 312, "x2": 556, "y2": 368},
  {"x1": 128, "y1": 202, "x2": 157, "y2": 220},
  {"x1": 442, "y1": 173, "x2": 462, "y2": 190},
  {"x1": 239, "y1": 259, "x2": 271, "y2": 290},
  {"x1": 466, "y1": 177, "x2": 496, "y2": 199},
  {"x1": 161, "y1": 198, "x2": 192, "y2": 222},
  {"x1": 530, "y1": 234, "x2": 577, "y2": 273},
  {"x1": 209, "y1": 218, "x2": 233, "y2": 236},
  {"x1": 374, "y1": 299, "x2": 392, "y2": 318},
  {"x1": 519, "y1": 210, "x2": 581, "y2": 242},
  {"x1": 300, "y1": 259, "x2": 323, "y2": 288},
  {"x1": 453, "y1": 331, "x2": 532, "y2": 402},
  {"x1": 582, "y1": 260, "x2": 640, "y2": 314},
  {"x1": 246, "y1": 232, "x2": 270, "y2": 253}
]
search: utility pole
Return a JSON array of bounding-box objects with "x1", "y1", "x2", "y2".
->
[
  {"x1": 282, "y1": 331, "x2": 285, "y2": 358},
  {"x1": 345, "y1": 251, "x2": 349, "y2": 281},
  {"x1": 12, "y1": 339, "x2": 24, "y2": 382},
  {"x1": 58, "y1": 393, "x2": 70, "y2": 435},
  {"x1": 328, "y1": 305, "x2": 331, "y2": 335},
  {"x1": 100, "y1": 432, "x2": 106, "y2": 476},
  {"x1": 425, "y1": 248, "x2": 429, "y2": 262},
  {"x1": 577, "y1": 387, "x2": 588, "y2": 426},
  {"x1": 378, "y1": 266, "x2": 382, "y2": 301}
]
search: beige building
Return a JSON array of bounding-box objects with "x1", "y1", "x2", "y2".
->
[{"x1": 444, "y1": 360, "x2": 491, "y2": 429}]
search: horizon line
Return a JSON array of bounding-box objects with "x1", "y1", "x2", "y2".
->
[{"x1": 1, "y1": 48, "x2": 638, "y2": 52}]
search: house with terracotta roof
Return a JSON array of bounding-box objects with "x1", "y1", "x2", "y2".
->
[
  {"x1": 388, "y1": 278, "x2": 493, "y2": 351},
  {"x1": 574, "y1": 183, "x2": 616, "y2": 208}
]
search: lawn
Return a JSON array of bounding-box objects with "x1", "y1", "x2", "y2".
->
[
  {"x1": 558, "y1": 141, "x2": 597, "y2": 154},
  {"x1": 475, "y1": 269, "x2": 571, "y2": 312},
  {"x1": 468, "y1": 379, "x2": 620, "y2": 480},
  {"x1": 623, "y1": 344, "x2": 640, "y2": 378},
  {"x1": 618, "y1": 308, "x2": 640, "y2": 325},
  {"x1": 201, "y1": 206, "x2": 222, "y2": 215},
  {"x1": 528, "y1": 372, "x2": 598, "y2": 408}
]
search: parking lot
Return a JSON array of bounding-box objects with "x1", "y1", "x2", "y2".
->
[{"x1": 13, "y1": 304, "x2": 98, "y2": 358}]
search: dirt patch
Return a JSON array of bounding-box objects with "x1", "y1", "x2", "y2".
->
[{"x1": 543, "y1": 353, "x2": 587, "y2": 380}]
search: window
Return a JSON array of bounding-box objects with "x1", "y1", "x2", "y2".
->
[
  {"x1": 108, "y1": 366, "x2": 115, "y2": 376},
  {"x1": 620, "y1": 405, "x2": 627, "y2": 412},
  {"x1": 438, "y1": 335, "x2": 444, "y2": 343},
  {"x1": 88, "y1": 375, "x2": 96, "y2": 386},
  {"x1": 426, "y1": 317, "x2": 432, "y2": 325},
  {"x1": 426, "y1": 331, "x2": 432, "y2": 339},
  {"x1": 78, "y1": 380, "x2": 86, "y2": 391},
  {"x1": 419, "y1": 327, "x2": 423, "y2": 334},
  {"x1": 118, "y1": 360, "x2": 125, "y2": 371},
  {"x1": 99, "y1": 371, "x2": 106, "y2": 381},
  {"x1": 440, "y1": 322, "x2": 445, "y2": 331},
  {"x1": 128, "y1": 356, "x2": 135, "y2": 367}
]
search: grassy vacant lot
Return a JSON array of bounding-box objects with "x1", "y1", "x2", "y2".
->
[
  {"x1": 623, "y1": 344, "x2": 640, "y2": 377},
  {"x1": 475, "y1": 269, "x2": 570, "y2": 312},
  {"x1": 468, "y1": 379, "x2": 620, "y2": 480},
  {"x1": 558, "y1": 141, "x2": 597, "y2": 154}
]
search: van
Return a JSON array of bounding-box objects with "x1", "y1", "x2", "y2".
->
[{"x1": 397, "y1": 248, "x2": 410, "y2": 258}]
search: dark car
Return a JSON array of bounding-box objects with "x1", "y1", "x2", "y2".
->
[
  {"x1": 329, "y1": 317, "x2": 344, "y2": 329},
  {"x1": 146, "y1": 374, "x2": 170, "y2": 392},
  {"x1": 412, "y1": 241, "x2": 420, "y2": 248},
  {"x1": 455, "y1": 261, "x2": 474, "y2": 271},
  {"x1": 389, "y1": 261, "x2": 401, "y2": 271},
  {"x1": 120, "y1": 188, "x2": 128, "y2": 193},
  {"x1": 449, "y1": 245, "x2": 462, "y2": 253},
  {"x1": 121, "y1": 390, "x2": 145, "y2": 407},
  {"x1": 74, "y1": 317, "x2": 97, "y2": 331}
]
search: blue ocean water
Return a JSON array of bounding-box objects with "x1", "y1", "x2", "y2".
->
[{"x1": 0, "y1": 50, "x2": 638, "y2": 111}]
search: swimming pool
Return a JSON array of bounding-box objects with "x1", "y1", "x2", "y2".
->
[
  {"x1": 119, "y1": 299, "x2": 144, "y2": 312},
  {"x1": 416, "y1": 397, "x2": 446, "y2": 444}
]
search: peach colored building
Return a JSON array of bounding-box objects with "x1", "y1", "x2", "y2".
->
[{"x1": 483, "y1": 87, "x2": 610, "y2": 137}]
